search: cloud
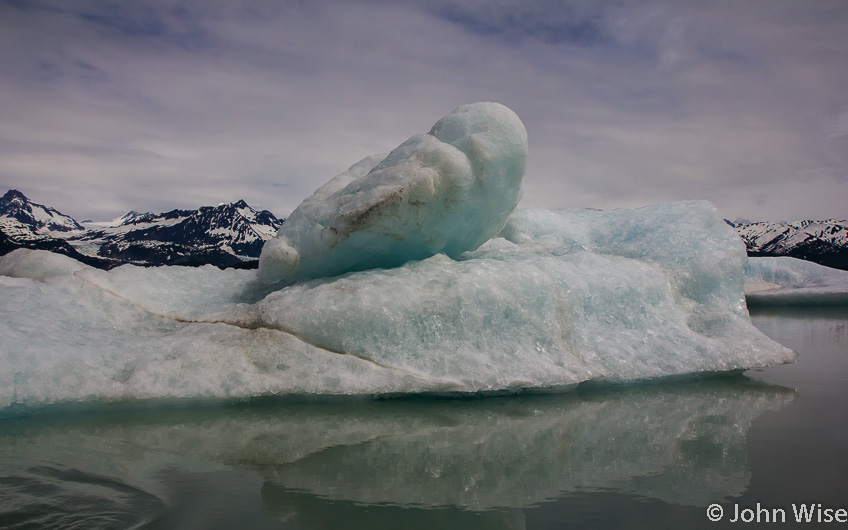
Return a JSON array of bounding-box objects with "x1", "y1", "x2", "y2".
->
[
  {"x1": 429, "y1": 0, "x2": 611, "y2": 47},
  {"x1": 0, "y1": 0, "x2": 846, "y2": 222}
]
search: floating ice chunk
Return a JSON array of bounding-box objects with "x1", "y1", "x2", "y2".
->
[
  {"x1": 258, "y1": 102, "x2": 528, "y2": 284},
  {"x1": 745, "y1": 256, "x2": 848, "y2": 306}
]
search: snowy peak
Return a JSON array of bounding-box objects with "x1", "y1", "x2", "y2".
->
[
  {"x1": 735, "y1": 218, "x2": 848, "y2": 270},
  {"x1": 76, "y1": 199, "x2": 284, "y2": 267},
  {"x1": 735, "y1": 219, "x2": 848, "y2": 250},
  {"x1": 1, "y1": 189, "x2": 26, "y2": 205},
  {"x1": 116, "y1": 210, "x2": 157, "y2": 226},
  {"x1": 724, "y1": 217, "x2": 752, "y2": 228},
  {"x1": 83, "y1": 210, "x2": 157, "y2": 229},
  {"x1": 0, "y1": 189, "x2": 85, "y2": 234},
  {"x1": 1, "y1": 189, "x2": 284, "y2": 269}
]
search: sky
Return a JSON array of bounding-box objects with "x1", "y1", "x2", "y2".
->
[{"x1": 1, "y1": 0, "x2": 846, "y2": 223}]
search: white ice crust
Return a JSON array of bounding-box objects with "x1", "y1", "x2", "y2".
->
[
  {"x1": 745, "y1": 256, "x2": 848, "y2": 305},
  {"x1": 258, "y1": 102, "x2": 528, "y2": 284},
  {"x1": 0, "y1": 201, "x2": 795, "y2": 412}
]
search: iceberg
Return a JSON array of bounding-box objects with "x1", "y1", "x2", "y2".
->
[
  {"x1": 745, "y1": 256, "x2": 848, "y2": 306},
  {"x1": 0, "y1": 103, "x2": 795, "y2": 413},
  {"x1": 0, "y1": 204, "x2": 794, "y2": 412},
  {"x1": 258, "y1": 102, "x2": 528, "y2": 284}
]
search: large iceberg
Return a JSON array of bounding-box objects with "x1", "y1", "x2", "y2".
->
[
  {"x1": 0, "y1": 103, "x2": 795, "y2": 413},
  {"x1": 0, "y1": 205, "x2": 794, "y2": 412}
]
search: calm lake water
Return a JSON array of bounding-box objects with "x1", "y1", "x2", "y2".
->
[{"x1": 0, "y1": 306, "x2": 846, "y2": 529}]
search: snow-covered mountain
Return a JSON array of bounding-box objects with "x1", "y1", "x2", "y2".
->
[
  {"x1": 731, "y1": 219, "x2": 848, "y2": 270},
  {"x1": 0, "y1": 189, "x2": 85, "y2": 237},
  {"x1": 83, "y1": 210, "x2": 157, "y2": 228},
  {"x1": 0, "y1": 189, "x2": 108, "y2": 267},
  {"x1": 0, "y1": 190, "x2": 283, "y2": 269},
  {"x1": 4, "y1": 189, "x2": 845, "y2": 271}
]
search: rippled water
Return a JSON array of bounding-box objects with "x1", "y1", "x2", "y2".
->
[{"x1": 0, "y1": 307, "x2": 845, "y2": 529}]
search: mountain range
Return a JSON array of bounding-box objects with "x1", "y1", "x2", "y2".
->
[
  {"x1": 728, "y1": 218, "x2": 848, "y2": 270},
  {"x1": 0, "y1": 189, "x2": 282, "y2": 269},
  {"x1": 2, "y1": 189, "x2": 846, "y2": 270}
]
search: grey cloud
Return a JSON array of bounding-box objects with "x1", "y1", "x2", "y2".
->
[
  {"x1": 429, "y1": 0, "x2": 612, "y2": 47},
  {"x1": 0, "y1": 0, "x2": 846, "y2": 222}
]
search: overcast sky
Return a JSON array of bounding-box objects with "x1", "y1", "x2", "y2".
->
[{"x1": 1, "y1": 0, "x2": 846, "y2": 222}]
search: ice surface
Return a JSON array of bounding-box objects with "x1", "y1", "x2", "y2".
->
[
  {"x1": 0, "y1": 248, "x2": 92, "y2": 282},
  {"x1": 258, "y1": 102, "x2": 528, "y2": 284},
  {"x1": 0, "y1": 269, "x2": 430, "y2": 410},
  {"x1": 0, "y1": 200, "x2": 795, "y2": 413},
  {"x1": 745, "y1": 256, "x2": 848, "y2": 306}
]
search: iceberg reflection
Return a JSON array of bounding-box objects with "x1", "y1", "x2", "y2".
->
[
  {"x1": 254, "y1": 379, "x2": 793, "y2": 511},
  {"x1": 0, "y1": 377, "x2": 793, "y2": 528}
]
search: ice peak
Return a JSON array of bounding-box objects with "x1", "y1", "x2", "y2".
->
[{"x1": 258, "y1": 102, "x2": 528, "y2": 284}]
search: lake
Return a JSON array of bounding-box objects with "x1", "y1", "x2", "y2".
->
[{"x1": 0, "y1": 306, "x2": 845, "y2": 529}]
